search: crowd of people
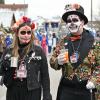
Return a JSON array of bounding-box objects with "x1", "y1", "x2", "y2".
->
[
  {"x1": 0, "y1": 3, "x2": 100, "y2": 100},
  {"x1": 0, "y1": 33, "x2": 13, "y2": 58},
  {"x1": 35, "y1": 31, "x2": 58, "y2": 55}
]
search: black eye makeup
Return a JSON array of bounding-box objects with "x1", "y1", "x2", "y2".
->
[
  {"x1": 20, "y1": 31, "x2": 32, "y2": 35},
  {"x1": 66, "y1": 18, "x2": 79, "y2": 23}
]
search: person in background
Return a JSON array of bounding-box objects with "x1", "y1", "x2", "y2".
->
[
  {"x1": 5, "y1": 35, "x2": 12, "y2": 48},
  {"x1": 52, "y1": 33, "x2": 58, "y2": 51},
  {"x1": 34, "y1": 37, "x2": 41, "y2": 46},
  {"x1": 0, "y1": 35, "x2": 5, "y2": 58},
  {"x1": 36, "y1": 30, "x2": 43, "y2": 44},
  {"x1": 50, "y1": 4, "x2": 100, "y2": 100},
  {"x1": 48, "y1": 34, "x2": 53, "y2": 54},
  {"x1": 41, "y1": 34, "x2": 48, "y2": 55},
  {"x1": 0, "y1": 16, "x2": 52, "y2": 100}
]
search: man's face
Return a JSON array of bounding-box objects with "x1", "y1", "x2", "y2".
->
[{"x1": 66, "y1": 14, "x2": 84, "y2": 35}]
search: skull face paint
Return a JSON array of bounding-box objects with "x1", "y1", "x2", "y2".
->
[
  {"x1": 18, "y1": 25, "x2": 32, "y2": 44},
  {"x1": 66, "y1": 14, "x2": 84, "y2": 35}
]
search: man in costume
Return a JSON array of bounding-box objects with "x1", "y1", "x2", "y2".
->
[{"x1": 50, "y1": 4, "x2": 100, "y2": 100}]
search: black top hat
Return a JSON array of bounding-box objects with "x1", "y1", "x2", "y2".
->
[{"x1": 62, "y1": 4, "x2": 88, "y2": 24}]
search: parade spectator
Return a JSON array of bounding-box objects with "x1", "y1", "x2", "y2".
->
[
  {"x1": 41, "y1": 34, "x2": 48, "y2": 55},
  {"x1": 5, "y1": 35, "x2": 12, "y2": 48},
  {"x1": 36, "y1": 30, "x2": 43, "y2": 43},
  {"x1": 34, "y1": 38, "x2": 41, "y2": 46},
  {"x1": 0, "y1": 16, "x2": 52, "y2": 100},
  {"x1": 52, "y1": 33, "x2": 58, "y2": 51},
  {"x1": 0, "y1": 35, "x2": 5, "y2": 58},
  {"x1": 48, "y1": 34, "x2": 53, "y2": 54},
  {"x1": 50, "y1": 4, "x2": 100, "y2": 100}
]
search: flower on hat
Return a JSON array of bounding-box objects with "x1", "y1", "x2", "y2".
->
[
  {"x1": 72, "y1": 4, "x2": 80, "y2": 10},
  {"x1": 63, "y1": 3, "x2": 88, "y2": 24},
  {"x1": 65, "y1": 4, "x2": 80, "y2": 12},
  {"x1": 12, "y1": 16, "x2": 35, "y2": 32}
]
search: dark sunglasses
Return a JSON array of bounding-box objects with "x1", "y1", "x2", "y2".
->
[
  {"x1": 66, "y1": 18, "x2": 79, "y2": 23},
  {"x1": 20, "y1": 31, "x2": 32, "y2": 35}
]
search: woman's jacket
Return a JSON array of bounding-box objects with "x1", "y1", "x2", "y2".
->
[{"x1": 0, "y1": 44, "x2": 52, "y2": 100}]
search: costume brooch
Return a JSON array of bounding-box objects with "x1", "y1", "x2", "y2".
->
[{"x1": 28, "y1": 52, "x2": 41, "y2": 63}]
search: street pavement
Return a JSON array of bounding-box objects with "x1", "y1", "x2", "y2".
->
[{"x1": 0, "y1": 55, "x2": 61, "y2": 100}]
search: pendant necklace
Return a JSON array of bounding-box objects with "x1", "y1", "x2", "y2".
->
[{"x1": 70, "y1": 36, "x2": 82, "y2": 63}]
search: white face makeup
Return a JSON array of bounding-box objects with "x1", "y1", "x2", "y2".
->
[
  {"x1": 18, "y1": 25, "x2": 32, "y2": 44},
  {"x1": 66, "y1": 14, "x2": 84, "y2": 35}
]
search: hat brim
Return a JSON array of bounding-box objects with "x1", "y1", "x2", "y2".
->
[{"x1": 62, "y1": 11, "x2": 88, "y2": 24}]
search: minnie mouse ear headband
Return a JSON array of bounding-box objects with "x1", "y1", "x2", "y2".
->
[
  {"x1": 12, "y1": 16, "x2": 35, "y2": 32},
  {"x1": 62, "y1": 4, "x2": 88, "y2": 24}
]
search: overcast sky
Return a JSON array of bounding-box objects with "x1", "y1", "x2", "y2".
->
[{"x1": 5, "y1": 0, "x2": 100, "y2": 20}]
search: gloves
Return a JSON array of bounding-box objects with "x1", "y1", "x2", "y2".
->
[
  {"x1": 86, "y1": 81, "x2": 95, "y2": 89},
  {"x1": 0, "y1": 76, "x2": 4, "y2": 86},
  {"x1": 57, "y1": 53, "x2": 67, "y2": 65}
]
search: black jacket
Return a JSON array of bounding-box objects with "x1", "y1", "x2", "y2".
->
[{"x1": 0, "y1": 44, "x2": 52, "y2": 100}]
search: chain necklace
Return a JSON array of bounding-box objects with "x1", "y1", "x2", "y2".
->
[
  {"x1": 70, "y1": 36, "x2": 82, "y2": 53},
  {"x1": 70, "y1": 36, "x2": 82, "y2": 63}
]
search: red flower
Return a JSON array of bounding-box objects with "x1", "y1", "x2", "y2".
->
[
  {"x1": 72, "y1": 4, "x2": 80, "y2": 9},
  {"x1": 12, "y1": 16, "x2": 35, "y2": 31},
  {"x1": 22, "y1": 16, "x2": 31, "y2": 23},
  {"x1": 31, "y1": 22, "x2": 35, "y2": 29}
]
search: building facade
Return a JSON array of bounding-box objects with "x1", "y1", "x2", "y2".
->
[{"x1": 0, "y1": 4, "x2": 28, "y2": 27}]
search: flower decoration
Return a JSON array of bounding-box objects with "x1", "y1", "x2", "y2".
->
[
  {"x1": 12, "y1": 16, "x2": 35, "y2": 32},
  {"x1": 65, "y1": 4, "x2": 80, "y2": 12},
  {"x1": 31, "y1": 22, "x2": 35, "y2": 29},
  {"x1": 22, "y1": 16, "x2": 31, "y2": 23},
  {"x1": 72, "y1": 4, "x2": 80, "y2": 10}
]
